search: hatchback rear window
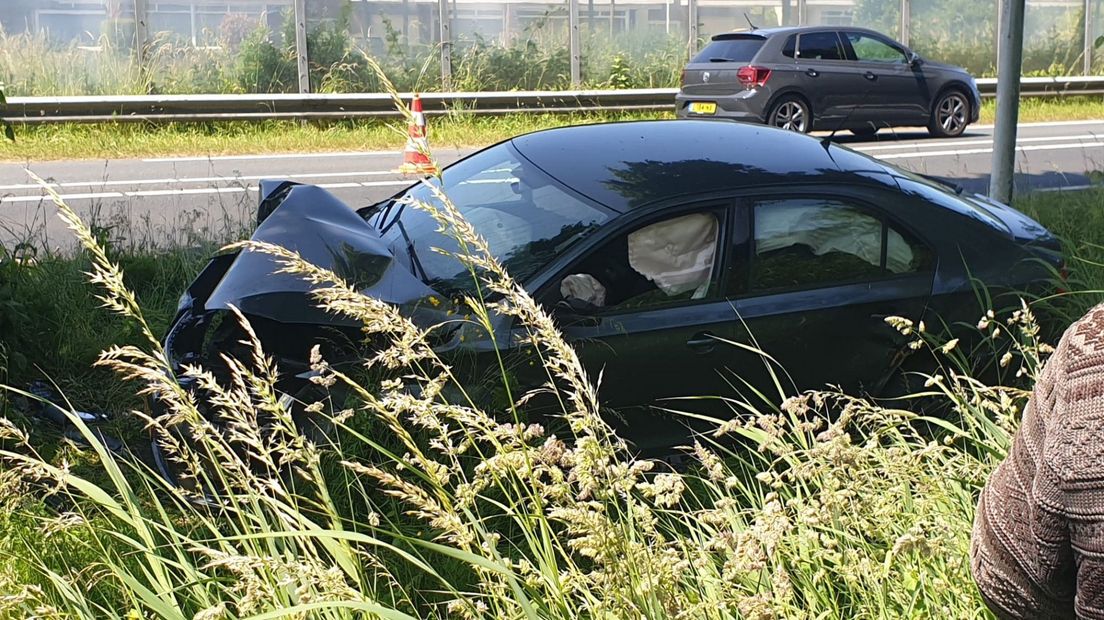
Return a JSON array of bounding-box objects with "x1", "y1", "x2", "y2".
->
[{"x1": 693, "y1": 36, "x2": 765, "y2": 63}]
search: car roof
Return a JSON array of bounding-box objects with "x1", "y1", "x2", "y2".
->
[
  {"x1": 711, "y1": 26, "x2": 892, "y2": 40},
  {"x1": 509, "y1": 120, "x2": 898, "y2": 212}
]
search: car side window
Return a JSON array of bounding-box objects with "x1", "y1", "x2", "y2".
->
[
  {"x1": 781, "y1": 35, "x2": 797, "y2": 58},
  {"x1": 796, "y1": 32, "x2": 845, "y2": 61},
  {"x1": 552, "y1": 211, "x2": 721, "y2": 313},
  {"x1": 845, "y1": 32, "x2": 907, "y2": 63},
  {"x1": 749, "y1": 198, "x2": 932, "y2": 293}
]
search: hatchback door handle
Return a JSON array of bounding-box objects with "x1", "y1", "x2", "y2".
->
[
  {"x1": 686, "y1": 332, "x2": 718, "y2": 354},
  {"x1": 805, "y1": 68, "x2": 819, "y2": 77},
  {"x1": 864, "y1": 71, "x2": 877, "y2": 81}
]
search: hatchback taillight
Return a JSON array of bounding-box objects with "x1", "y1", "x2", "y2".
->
[
  {"x1": 680, "y1": 69, "x2": 687, "y2": 87},
  {"x1": 737, "y1": 66, "x2": 771, "y2": 88}
]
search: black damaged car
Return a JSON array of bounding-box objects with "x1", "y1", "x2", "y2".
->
[{"x1": 158, "y1": 120, "x2": 1060, "y2": 458}]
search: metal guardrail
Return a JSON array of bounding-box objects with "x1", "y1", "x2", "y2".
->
[{"x1": 4, "y1": 77, "x2": 1103, "y2": 124}]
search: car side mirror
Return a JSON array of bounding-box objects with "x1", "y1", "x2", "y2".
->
[{"x1": 909, "y1": 52, "x2": 922, "y2": 68}]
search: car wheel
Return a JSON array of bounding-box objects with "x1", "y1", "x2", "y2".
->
[
  {"x1": 849, "y1": 126, "x2": 879, "y2": 138},
  {"x1": 928, "y1": 90, "x2": 970, "y2": 138},
  {"x1": 768, "y1": 96, "x2": 811, "y2": 133}
]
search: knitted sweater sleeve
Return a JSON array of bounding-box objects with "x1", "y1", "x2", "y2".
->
[{"x1": 971, "y1": 304, "x2": 1104, "y2": 619}]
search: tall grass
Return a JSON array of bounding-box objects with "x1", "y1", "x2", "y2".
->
[
  {"x1": 0, "y1": 179, "x2": 1042, "y2": 617},
  {"x1": 0, "y1": 95, "x2": 1072, "y2": 619},
  {"x1": 1016, "y1": 187, "x2": 1104, "y2": 321},
  {"x1": 3, "y1": 59, "x2": 1099, "y2": 619}
]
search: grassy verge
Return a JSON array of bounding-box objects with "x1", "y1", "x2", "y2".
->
[
  {"x1": 979, "y1": 95, "x2": 1104, "y2": 125},
  {"x1": 2, "y1": 96, "x2": 1102, "y2": 162},
  {"x1": 0, "y1": 186, "x2": 1100, "y2": 618}
]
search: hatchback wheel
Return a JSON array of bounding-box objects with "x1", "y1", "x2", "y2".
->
[
  {"x1": 768, "y1": 96, "x2": 811, "y2": 133},
  {"x1": 928, "y1": 90, "x2": 970, "y2": 138}
]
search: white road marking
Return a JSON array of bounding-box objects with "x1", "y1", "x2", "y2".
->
[
  {"x1": 1038, "y1": 184, "x2": 1097, "y2": 192},
  {"x1": 141, "y1": 150, "x2": 402, "y2": 163},
  {"x1": 876, "y1": 141, "x2": 1104, "y2": 160},
  {"x1": 853, "y1": 133, "x2": 1103, "y2": 152},
  {"x1": 0, "y1": 169, "x2": 401, "y2": 191},
  {"x1": 971, "y1": 120, "x2": 1104, "y2": 130},
  {"x1": 0, "y1": 180, "x2": 410, "y2": 205}
]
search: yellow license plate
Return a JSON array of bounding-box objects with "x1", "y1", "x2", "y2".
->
[{"x1": 689, "y1": 102, "x2": 717, "y2": 115}]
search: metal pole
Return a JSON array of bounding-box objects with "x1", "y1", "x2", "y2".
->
[
  {"x1": 797, "y1": 0, "x2": 807, "y2": 26},
  {"x1": 294, "y1": 0, "x2": 310, "y2": 93},
  {"x1": 134, "y1": 0, "x2": 148, "y2": 68},
  {"x1": 665, "y1": 0, "x2": 670, "y2": 34},
  {"x1": 899, "y1": 0, "x2": 910, "y2": 46},
  {"x1": 989, "y1": 0, "x2": 1025, "y2": 203},
  {"x1": 1084, "y1": 0, "x2": 1094, "y2": 75},
  {"x1": 687, "y1": 0, "x2": 698, "y2": 59},
  {"x1": 995, "y1": 0, "x2": 1002, "y2": 70},
  {"x1": 188, "y1": 2, "x2": 197, "y2": 46},
  {"x1": 438, "y1": 0, "x2": 452, "y2": 88},
  {"x1": 609, "y1": 0, "x2": 615, "y2": 36},
  {"x1": 569, "y1": 0, "x2": 581, "y2": 85}
]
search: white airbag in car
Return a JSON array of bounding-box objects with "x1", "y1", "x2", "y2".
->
[
  {"x1": 560, "y1": 273, "x2": 607, "y2": 307},
  {"x1": 627, "y1": 213, "x2": 718, "y2": 298},
  {"x1": 756, "y1": 204, "x2": 915, "y2": 273}
]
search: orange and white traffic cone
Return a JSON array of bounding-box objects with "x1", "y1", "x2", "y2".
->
[{"x1": 396, "y1": 94, "x2": 438, "y2": 176}]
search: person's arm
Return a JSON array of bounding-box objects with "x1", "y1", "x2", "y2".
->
[{"x1": 971, "y1": 311, "x2": 1090, "y2": 613}]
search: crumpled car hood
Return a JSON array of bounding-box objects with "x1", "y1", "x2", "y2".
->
[{"x1": 204, "y1": 183, "x2": 440, "y2": 327}]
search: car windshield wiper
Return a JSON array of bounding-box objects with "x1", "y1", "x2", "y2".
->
[
  {"x1": 708, "y1": 57, "x2": 734, "y2": 62},
  {"x1": 378, "y1": 198, "x2": 406, "y2": 233},
  {"x1": 395, "y1": 218, "x2": 429, "y2": 283}
]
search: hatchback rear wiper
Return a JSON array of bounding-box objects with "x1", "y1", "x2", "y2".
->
[{"x1": 709, "y1": 57, "x2": 734, "y2": 62}]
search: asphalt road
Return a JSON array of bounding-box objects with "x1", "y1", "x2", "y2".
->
[{"x1": 2, "y1": 120, "x2": 1102, "y2": 251}]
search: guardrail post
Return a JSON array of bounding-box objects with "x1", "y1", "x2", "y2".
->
[
  {"x1": 1084, "y1": 0, "x2": 1095, "y2": 75},
  {"x1": 899, "y1": 0, "x2": 910, "y2": 46},
  {"x1": 569, "y1": 0, "x2": 581, "y2": 86},
  {"x1": 294, "y1": 0, "x2": 310, "y2": 93},
  {"x1": 687, "y1": 0, "x2": 698, "y2": 60},
  {"x1": 438, "y1": 0, "x2": 452, "y2": 89},
  {"x1": 989, "y1": 0, "x2": 1026, "y2": 203}
]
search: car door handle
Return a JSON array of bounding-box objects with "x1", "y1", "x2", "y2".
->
[
  {"x1": 864, "y1": 71, "x2": 877, "y2": 81},
  {"x1": 686, "y1": 332, "x2": 718, "y2": 354},
  {"x1": 805, "y1": 68, "x2": 819, "y2": 77}
]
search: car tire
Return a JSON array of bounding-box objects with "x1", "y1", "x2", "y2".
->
[
  {"x1": 928, "y1": 90, "x2": 970, "y2": 138},
  {"x1": 767, "y1": 96, "x2": 812, "y2": 133}
]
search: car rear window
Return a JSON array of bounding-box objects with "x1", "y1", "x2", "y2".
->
[{"x1": 692, "y1": 36, "x2": 765, "y2": 63}]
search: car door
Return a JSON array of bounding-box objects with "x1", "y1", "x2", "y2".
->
[
  {"x1": 723, "y1": 194, "x2": 935, "y2": 400},
  {"x1": 840, "y1": 31, "x2": 930, "y2": 125},
  {"x1": 792, "y1": 30, "x2": 865, "y2": 124},
  {"x1": 522, "y1": 203, "x2": 740, "y2": 450}
]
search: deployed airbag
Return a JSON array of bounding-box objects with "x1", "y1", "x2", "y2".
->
[
  {"x1": 755, "y1": 201, "x2": 915, "y2": 273},
  {"x1": 627, "y1": 212, "x2": 718, "y2": 299}
]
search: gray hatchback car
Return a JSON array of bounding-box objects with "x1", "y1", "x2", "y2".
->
[{"x1": 676, "y1": 26, "x2": 981, "y2": 137}]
